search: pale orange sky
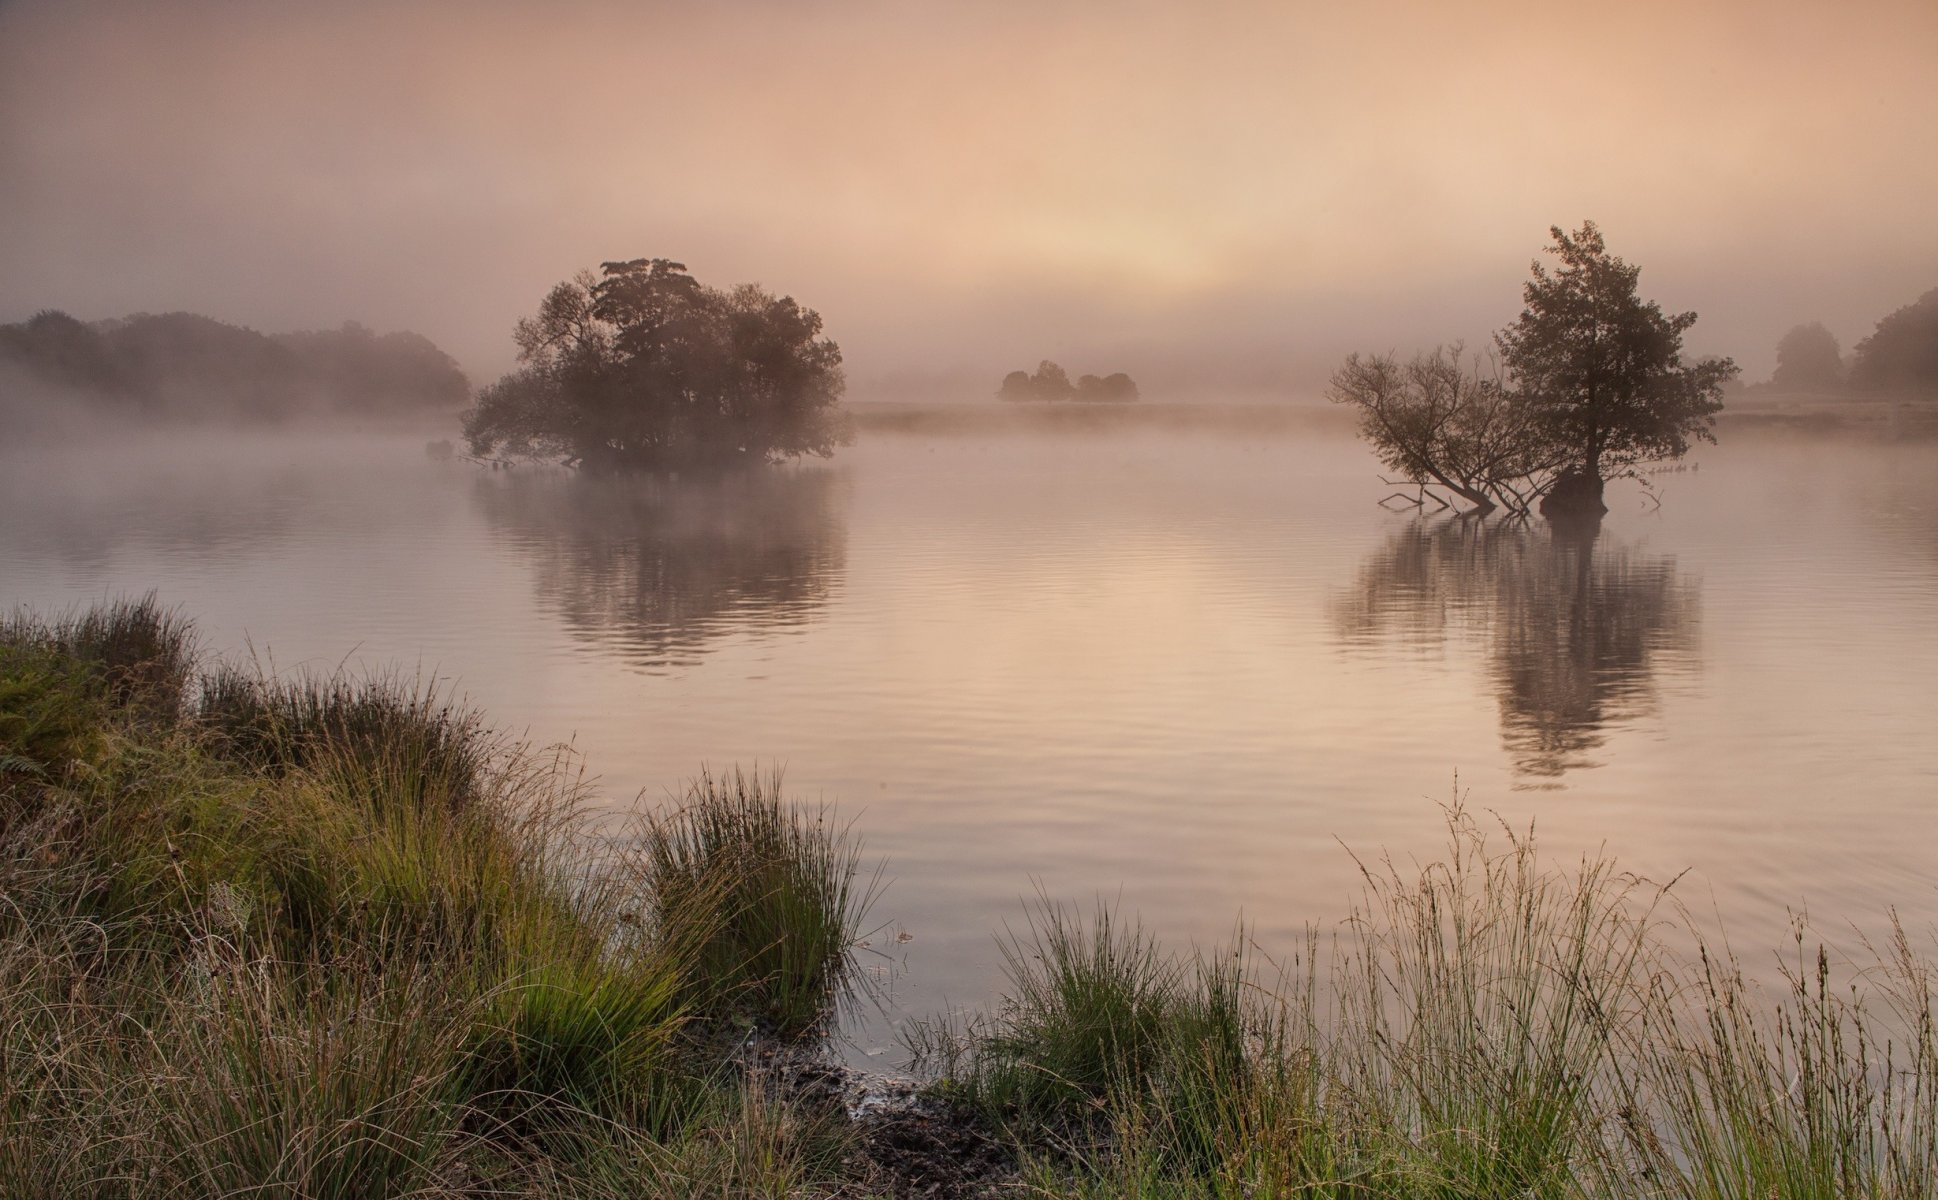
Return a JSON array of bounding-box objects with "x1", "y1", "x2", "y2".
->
[{"x1": 3, "y1": 0, "x2": 1934, "y2": 394}]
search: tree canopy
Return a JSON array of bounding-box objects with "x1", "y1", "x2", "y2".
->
[
  {"x1": 1332, "y1": 223, "x2": 1737, "y2": 518},
  {"x1": 462, "y1": 259, "x2": 848, "y2": 470},
  {"x1": 1849, "y1": 287, "x2": 1938, "y2": 392},
  {"x1": 1495, "y1": 223, "x2": 1735, "y2": 489},
  {"x1": 1771, "y1": 321, "x2": 1844, "y2": 392}
]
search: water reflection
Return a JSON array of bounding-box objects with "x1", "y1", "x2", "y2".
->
[
  {"x1": 1335, "y1": 519, "x2": 1700, "y2": 785},
  {"x1": 474, "y1": 467, "x2": 849, "y2": 671}
]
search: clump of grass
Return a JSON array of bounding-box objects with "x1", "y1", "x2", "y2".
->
[
  {"x1": 1324, "y1": 805, "x2": 1664, "y2": 1197},
  {"x1": 529, "y1": 1076, "x2": 859, "y2": 1199},
  {"x1": 1622, "y1": 919, "x2": 1938, "y2": 1200},
  {"x1": 198, "y1": 663, "x2": 491, "y2": 811},
  {"x1": 632, "y1": 767, "x2": 878, "y2": 1041},
  {"x1": 914, "y1": 901, "x2": 1339, "y2": 1192},
  {"x1": 2, "y1": 594, "x2": 196, "y2": 783},
  {"x1": 919, "y1": 808, "x2": 1681, "y2": 1197},
  {"x1": 2, "y1": 593, "x2": 196, "y2": 717},
  {"x1": 146, "y1": 954, "x2": 475, "y2": 1200},
  {"x1": 0, "y1": 600, "x2": 719, "y2": 1190},
  {"x1": 963, "y1": 899, "x2": 1184, "y2": 1127}
]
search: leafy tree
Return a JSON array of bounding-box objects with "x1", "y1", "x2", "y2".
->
[
  {"x1": 1075, "y1": 372, "x2": 1140, "y2": 402},
  {"x1": 997, "y1": 370, "x2": 1033, "y2": 401},
  {"x1": 1029, "y1": 359, "x2": 1074, "y2": 401},
  {"x1": 1495, "y1": 222, "x2": 1736, "y2": 514},
  {"x1": 462, "y1": 259, "x2": 849, "y2": 470},
  {"x1": 1334, "y1": 223, "x2": 1736, "y2": 518},
  {"x1": 1849, "y1": 287, "x2": 1938, "y2": 392},
  {"x1": 1771, "y1": 321, "x2": 1844, "y2": 392}
]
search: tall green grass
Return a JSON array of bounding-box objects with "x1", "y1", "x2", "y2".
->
[
  {"x1": 0, "y1": 600, "x2": 875, "y2": 1195},
  {"x1": 1618, "y1": 922, "x2": 1938, "y2": 1199},
  {"x1": 1, "y1": 592, "x2": 194, "y2": 781},
  {"x1": 198, "y1": 664, "x2": 492, "y2": 809},
  {"x1": 919, "y1": 808, "x2": 1938, "y2": 1199},
  {"x1": 631, "y1": 767, "x2": 880, "y2": 1041}
]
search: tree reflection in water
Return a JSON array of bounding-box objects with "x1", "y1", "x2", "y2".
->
[
  {"x1": 473, "y1": 467, "x2": 848, "y2": 671},
  {"x1": 1334, "y1": 518, "x2": 1699, "y2": 785}
]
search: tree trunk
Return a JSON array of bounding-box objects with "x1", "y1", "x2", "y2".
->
[{"x1": 1539, "y1": 468, "x2": 1606, "y2": 520}]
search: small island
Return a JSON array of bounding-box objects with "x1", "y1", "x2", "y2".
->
[{"x1": 997, "y1": 360, "x2": 1139, "y2": 403}]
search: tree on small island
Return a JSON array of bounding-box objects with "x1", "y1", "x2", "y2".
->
[
  {"x1": 1331, "y1": 222, "x2": 1736, "y2": 519},
  {"x1": 462, "y1": 258, "x2": 850, "y2": 470},
  {"x1": 996, "y1": 359, "x2": 1138, "y2": 402}
]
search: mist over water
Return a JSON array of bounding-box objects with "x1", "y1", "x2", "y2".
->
[{"x1": 5, "y1": 417, "x2": 1934, "y2": 1060}]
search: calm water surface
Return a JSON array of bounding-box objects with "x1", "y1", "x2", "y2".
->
[{"x1": 4, "y1": 413, "x2": 1935, "y2": 1061}]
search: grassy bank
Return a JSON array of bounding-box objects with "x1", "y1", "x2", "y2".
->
[
  {"x1": 3, "y1": 598, "x2": 1933, "y2": 1198},
  {"x1": 0, "y1": 597, "x2": 875, "y2": 1197}
]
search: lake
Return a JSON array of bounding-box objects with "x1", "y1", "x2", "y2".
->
[{"x1": 4, "y1": 408, "x2": 1935, "y2": 1063}]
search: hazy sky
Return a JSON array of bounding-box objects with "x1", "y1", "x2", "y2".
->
[{"x1": 3, "y1": 0, "x2": 1934, "y2": 395}]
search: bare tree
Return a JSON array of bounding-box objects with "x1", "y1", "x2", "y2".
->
[{"x1": 1327, "y1": 345, "x2": 1569, "y2": 515}]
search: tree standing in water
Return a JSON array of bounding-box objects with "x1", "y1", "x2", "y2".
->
[
  {"x1": 1334, "y1": 222, "x2": 1737, "y2": 519},
  {"x1": 1495, "y1": 222, "x2": 1737, "y2": 517},
  {"x1": 462, "y1": 258, "x2": 849, "y2": 471}
]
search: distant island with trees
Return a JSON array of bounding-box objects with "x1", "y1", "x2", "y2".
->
[
  {"x1": 0, "y1": 310, "x2": 469, "y2": 421},
  {"x1": 462, "y1": 258, "x2": 850, "y2": 472},
  {"x1": 998, "y1": 360, "x2": 1139, "y2": 403}
]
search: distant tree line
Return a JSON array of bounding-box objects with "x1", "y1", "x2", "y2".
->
[
  {"x1": 997, "y1": 360, "x2": 1139, "y2": 403},
  {"x1": 1760, "y1": 287, "x2": 1938, "y2": 395},
  {"x1": 0, "y1": 310, "x2": 470, "y2": 418}
]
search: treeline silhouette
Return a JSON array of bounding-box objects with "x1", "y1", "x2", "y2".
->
[
  {"x1": 997, "y1": 359, "x2": 1139, "y2": 402},
  {"x1": 1757, "y1": 285, "x2": 1938, "y2": 395},
  {"x1": 0, "y1": 309, "x2": 469, "y2": 419}
]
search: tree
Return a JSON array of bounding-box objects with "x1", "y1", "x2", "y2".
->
[
  {"x1": 1771, "y1": 321, "x2": 1844, "y2": 392},
  {"x1": 1333, "y1": 223, "x2": 1736, "y2": 519},
  {"x1": 1075, "y1": 372, "x2": 1141, "y2": 402},
  {"x1": 997, "y1": 370, "x2": 1033, "y2": 401},
  {"x1": 462, "y1": 258, "x2": 849, "y2": 470},
  {"x1": 1029, "y1": 359, "x2": 1074, "y2": 401},
  {"x1": 1849, "y1": 287, "x2": 1938, "y2": 393},
  {"x1": 1495, "y1": 222, "x2": 1736, "y2": 515},
  {"x1": 1328, "y1": 345, "x2": 1568, "y2": 514}
]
